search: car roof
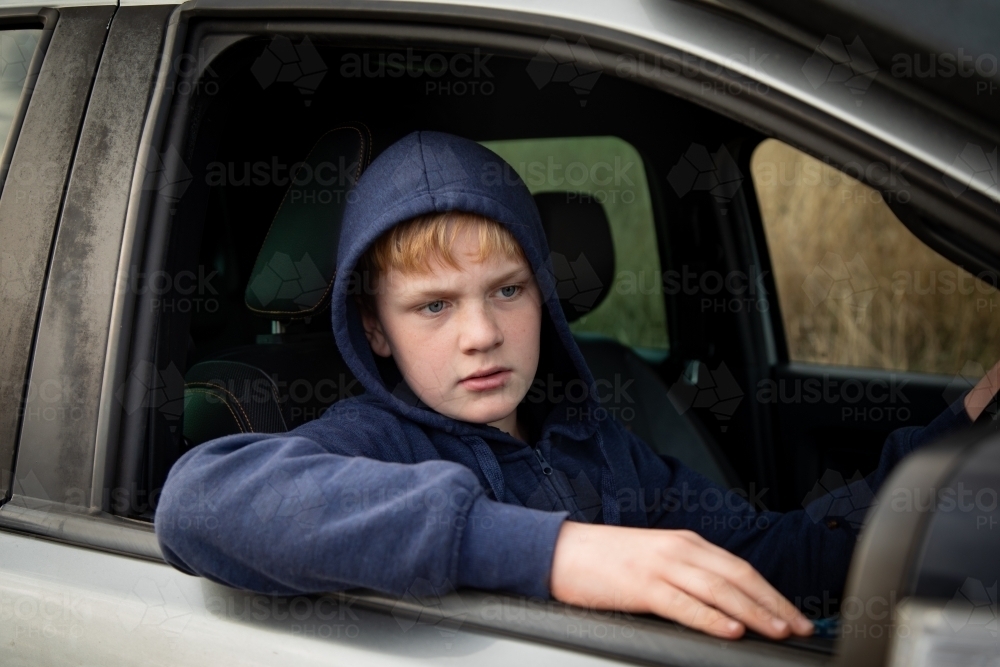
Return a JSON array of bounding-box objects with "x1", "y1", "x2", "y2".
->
[
  {"x1": 715, "y1": 0, "x2": 1000, "y2": 126},
  {"x1": 11, "y1": 0, "x2": 1000, "y2": 207}
]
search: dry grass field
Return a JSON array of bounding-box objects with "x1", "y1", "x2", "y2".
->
[{"x1": 751, "y1": 139, "x2": 1000, "y2": 376}]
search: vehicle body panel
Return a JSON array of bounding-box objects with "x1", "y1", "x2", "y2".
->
[{"x1": 0, "y1": 1, "x2": 996, "y2": 666}]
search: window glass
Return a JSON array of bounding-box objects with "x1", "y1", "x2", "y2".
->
[
  {"x1": 0, "y1": 29, "x2": 41, "y2": 151},
  {"x1": 751, "y1": 138, "x2": 999, "y2": 374},
  {"x1": 480, "y1": 136, "x2": 668, "y2": 359}
]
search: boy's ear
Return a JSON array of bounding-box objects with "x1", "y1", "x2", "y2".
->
[{"x1": 360, "y1": 306, "x2": 392, "y2": 358}]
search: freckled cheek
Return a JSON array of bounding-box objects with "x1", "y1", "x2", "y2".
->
[
  {"x1": 400, "y1": 330, "x2": 462, "y2": 389},
  {"x1": 501, "y1": 310, "x2": 542, "y2": 368}
]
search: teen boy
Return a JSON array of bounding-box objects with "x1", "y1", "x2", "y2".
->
[{"x1": 156, "y1": 131, "x2": 992, "y2": 640}]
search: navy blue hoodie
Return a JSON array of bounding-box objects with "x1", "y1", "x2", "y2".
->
[{"x1": 156, "y1": 130, "x2": 972, "y2": 606}]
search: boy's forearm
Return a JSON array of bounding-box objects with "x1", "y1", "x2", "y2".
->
[
  {"x1": 157, "y1": 432, "x2": 490, "y2": 595},
  {"x1": 155, "y1": 430, "x2": 568, "y2": 599},
  {"x1": 456, "y1": 496, "x2": 567, "y2": 599}
]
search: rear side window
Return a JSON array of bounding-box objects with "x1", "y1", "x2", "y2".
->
[
  {"x1": 0, "y1": 29, "x2": 42, "y2": 167},
  {"x1": 481, "y1": 136, "x2": 668, "y2": 360},
  {"x1": 752, "y1": 138, "x2": 998, "y2": 375}
]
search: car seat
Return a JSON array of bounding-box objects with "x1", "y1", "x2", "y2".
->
[{"x1": 181, "y1": 122, "x2": 371, "y2": 441}]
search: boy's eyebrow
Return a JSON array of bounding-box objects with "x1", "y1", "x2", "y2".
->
[
  {"x1": 486, "y1": 265, "x2": 533, "y2": 287},
  {"x1": 400, "y1": 265, "x2": 532, "y2": 300}
]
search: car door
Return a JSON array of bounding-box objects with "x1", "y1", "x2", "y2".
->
[
  {"x1": 2, "y1": 1, "x2": 996, "y2": 667},
  {"x1": 0, "y1": 4, "x2": 100, "y2": 509},
  {"x1": 1, "y1": 4, "x2": 803, "y2": 667},
  {"x1": 3, "y1": 5, "x2": 630, "y2": 667}
]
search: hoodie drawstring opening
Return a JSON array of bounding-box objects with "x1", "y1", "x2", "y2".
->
[
  {"x1": 593, "y1": 429, "x2": 621, "y2": 526},
  {"x1": 467, "y1": 437, "x2": 507, "y2": 503}
]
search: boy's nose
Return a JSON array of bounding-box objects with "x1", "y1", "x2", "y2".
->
[{"x1": 459, "y1": 303, "x2": 504, "y2": 352}]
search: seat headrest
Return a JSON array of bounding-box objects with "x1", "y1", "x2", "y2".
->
[
  {"x1": 246, "y1": 122, "x2": 372, "y2": 319},
  {"x1": 534, "y1": 192, "x2": 615, "y2": 323}
]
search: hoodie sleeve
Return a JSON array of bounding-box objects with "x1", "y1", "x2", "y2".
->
[
  {"x1": 854, "y1": 390, "x2": 973, "y2": 495},
  {"x1": 155, "y1": 402, "x2": 567, "y2": 599},
  {"x1": 624, "y1": 392, "x2": 973, "y2": 605}
]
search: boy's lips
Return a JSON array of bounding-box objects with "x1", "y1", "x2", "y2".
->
[{"x1": 459, "y1": 366, "x2": 512, "y2": 391}]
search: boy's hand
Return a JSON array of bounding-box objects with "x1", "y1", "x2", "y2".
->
[
  {"x1": 549, "y1": 521, "x2": 814, "y2": 640},
  {"x1": 964, "y1": 358, "x2": 1000, "y2": 422}
]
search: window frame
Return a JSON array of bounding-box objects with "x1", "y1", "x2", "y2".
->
[
  {"x1": 0, "y1": 16, "x2": 51, "y2": 195},
  {"x1": 0, "y1": 5, "x2": 95, "y2": 505},
  {"x1": 748, "y1": 136, "x2": 1000, "y2": 376},
  {"x1": 4, "y1": 2, "x2": 998, "y2": 665},
  {"x1": 0, "y1": 4, "x2": 170, "y2": 555}
]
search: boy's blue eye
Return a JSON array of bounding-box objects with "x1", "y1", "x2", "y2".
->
[
  {"x1": 499, "y1": 285, "x2": 518, "y2": 298},
  {"x1": 426, "y1": 301, "x2": 444, "y2": 313}
]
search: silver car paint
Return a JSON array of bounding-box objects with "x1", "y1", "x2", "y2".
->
[
  {"x1": 1, "y1": 0, "x2": 992, "y2": 664},
  {"x1": 0, "y1": 530, "x2": 628, "y2": 667}
]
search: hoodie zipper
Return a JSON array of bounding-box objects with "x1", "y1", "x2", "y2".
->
[
  {"x1": 533, "y1": 441, "x2": 594, "y2": 519},
  {"x1": 533, "y1": 446, "x2": 553, "y2": 476}
]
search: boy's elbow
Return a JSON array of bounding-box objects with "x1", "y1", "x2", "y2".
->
[
  {"x1": 154, "y1": 471, "x2": 199, "y2": 565},
  {"x1": 154, "y1": 445, "x2": 224, "y2": 565}
]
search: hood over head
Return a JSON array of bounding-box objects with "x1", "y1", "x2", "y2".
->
[{"x1": 331, "y1": 130, "x2": 602, "y2": 440}]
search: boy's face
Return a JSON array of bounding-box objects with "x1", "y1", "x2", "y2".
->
[{"x1": 361, "y1": 226, "x2": 542, "y2": 439}]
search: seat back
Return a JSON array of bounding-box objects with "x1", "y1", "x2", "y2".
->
[
  {"x1": 183, "y1": 360, "x2": 288, "y2": 444},
  {"x1": 245, "y1": 122, "x2": 372, "y2": 321},
  {"x1": 535, "y1": 191, "x2": 615, "y2": 321},
  {"x1": 183, "y1": 124, "x2": 371, "y2": 447}
]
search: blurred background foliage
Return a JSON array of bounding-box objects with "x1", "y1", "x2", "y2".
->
[{"x1": 752, "y1": 139, "x2": 998, "y2": 376}]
